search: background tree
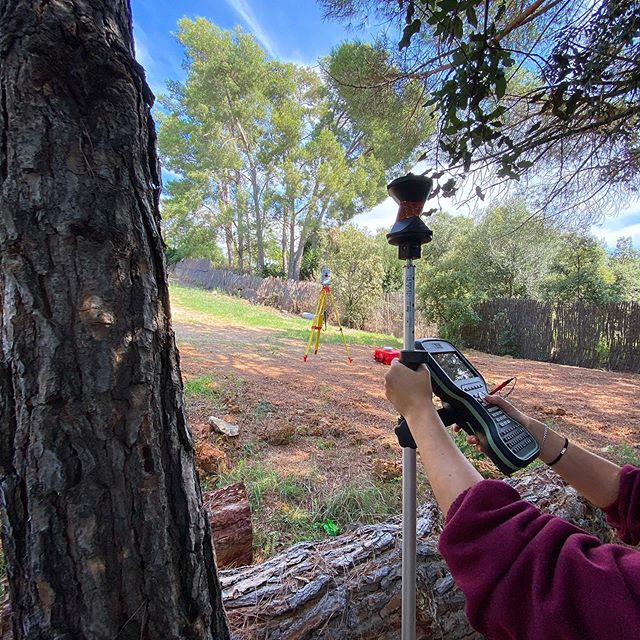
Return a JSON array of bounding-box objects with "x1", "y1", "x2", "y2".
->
[
  {"x1": 542, "y1": 234, "x2": 616, "y2": 303},
  {"x1": 0, "y1": 2, "x2": 228, "y2": 637},
  {"x1": 321, "y1": 0, "x2": 640, "y2": 226},
  {"x1": 375, "y1": 229, "x2": 404, "y2": 293},
  {"x1": 416, "y1": 212, "x2": 479, "y2": 340},
  {"x1": 325, "y1": 226, "x2": 385, "y2": 328},
  {"x1": 159, "y1": 24, "x2": 433, "y2": 279},
  {"x1": 609, "y1": 236, "x2": 640, "y2": 301},
  {"x1": 464, "y1": 200, "x2": 559, "y2": 299}
]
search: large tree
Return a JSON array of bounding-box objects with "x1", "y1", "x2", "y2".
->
[
  {"x1": 0, "y1": 1, "x2": 229, "y2": 638},
  {"x1": 321, "y1": 0, "x2": 640, "y2": 226}
]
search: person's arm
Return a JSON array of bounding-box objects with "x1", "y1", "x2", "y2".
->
[
  {"x1": 384, "y1": 362, "x2": 640, "y2": 640},
  {"x1": 439, "y1": 479, "x2": 640, "y2": 640},
  {"x1": 460, "y1": 394, "x2": 640, "y2": 545},
  {"x1": 384, "y1": 360, "x2": 483, "y2": 513}
]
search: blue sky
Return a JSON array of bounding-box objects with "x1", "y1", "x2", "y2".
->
[{"x1": 130, "y1": 0, "x2": 640, "y2": 248}]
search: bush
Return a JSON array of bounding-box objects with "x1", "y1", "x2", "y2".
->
[
  {"x1": 261, "y1": 263, "x2": 286, "y2": 279},
  {"x1": 492, "y1": 311, "x2": 519, "y2": 356}
]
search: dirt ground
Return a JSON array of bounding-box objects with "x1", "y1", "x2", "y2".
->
[{"x1": 174, "y1": 301, "x2": 640, "y2": 488}]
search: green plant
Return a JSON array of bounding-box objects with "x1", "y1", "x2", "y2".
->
[
  {"x1": 217, "y1": 460, "x2": 280, "y2": 511},
  {"x1": 595, "y1": 338, "x2": 610, "y2": 368},
  {"x1": 312, "y1": 437, "x2": 337, "y2": 451},
  {"x1": 322, "y1": 479, "x2": 401, "y2": 526},
  {"x1": 261, "y1": 263, "x2": 286, "y2": 279},
  {"x1": 279, "y1": 476, "x2": 310, "y2": 501},
  {"x1": 318, "y1": 518, "x2": 340, "y2": 536},
  {"x1": 608, "y1": 443, "x2": 640, "y2": 467},
  {"x1": 493, "y1": 311, "x2": 519, "y2": 357},
  {"x1": 254, "y1": 400, "x2": 273, "y2": 420},
  {"x1": 183, "y1": 374, "x2": 227, "y2": 411}
]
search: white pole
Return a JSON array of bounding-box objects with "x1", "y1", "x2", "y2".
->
[{"x1": 401, "y1": 259, "x2": 417, "y2": 640}]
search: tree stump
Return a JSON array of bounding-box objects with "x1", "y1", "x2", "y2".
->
[{"x1": 204, "y1": 483, "x2": 253, "y2": 568}]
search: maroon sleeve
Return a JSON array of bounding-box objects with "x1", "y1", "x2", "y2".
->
[
  {"x1": 438, "y1": 480, "x2": 640, "y2": 640},
  {"x1": 602, "y1": 464, "x2": 640, "y2": 545}
]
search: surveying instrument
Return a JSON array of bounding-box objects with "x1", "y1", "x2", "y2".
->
[
  {"x1": 387, "y1": 174, "x2": 539, "y2": 638},
  {"x1": 303, "y1": 267, "x2": 353, "y2": 363},
  {"x1": 386, "y1": 173, "x2": 433, "y2": 640}
]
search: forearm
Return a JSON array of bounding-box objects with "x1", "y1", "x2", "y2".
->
[
  {"x1": 526, "y1": 420, "x2": 621, "y2": 508},
  {"x1": 406, "y1": 405, "x2": 483, "y2": 513}
]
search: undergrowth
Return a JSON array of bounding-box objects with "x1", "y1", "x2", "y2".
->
[{"x1": 216, "y1": 459, "x2": 403, "y2": 560}]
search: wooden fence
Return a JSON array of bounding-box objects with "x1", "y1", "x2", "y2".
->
[
  {"x1": 460, "y1": 299, "x2": 640, "y2": 373},
  {"x1": 172, "y1": 259, "x2": 320, "y2": 315}
]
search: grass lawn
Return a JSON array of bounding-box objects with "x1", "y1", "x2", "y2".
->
[{"x1": 169, "y1": 282, "x2": 402, "y2": 348}]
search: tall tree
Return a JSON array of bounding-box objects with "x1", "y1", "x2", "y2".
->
[
  {"x1": 325, "y1": 226, "x2": 385, "y2": 328},
  {"x1": 321, "y1": 0, "x2": 640, "y2": 226},
  {"x1": 466, "y1": 200, "x2": 559, "y2": 298},
  {"x1": 0, "y1": 2, "x2": 229, "y2": 638},
  {"x1": 609, "y1": 236, "x2": 640, "y2": 301},
  {"x1": 159, "y1": 20, "x2": 292, "y2": 272},
  {"x1": 541, "y1": 234, "x2": 616, "y2": 303}
]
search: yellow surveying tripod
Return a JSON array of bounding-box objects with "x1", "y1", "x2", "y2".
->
[{"x1": 303, "y1": 268, "x2": 353, "y2": 364}]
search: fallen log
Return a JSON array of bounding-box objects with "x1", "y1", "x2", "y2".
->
[
  {"x1": 220, "y1": 468, "x2": 611, "y2": 639},
  {"x1": 203, "y1": 482, "x2": 253, "y2": 568},
  {"x1": 0, "y1": 470, "x2": 612, "y2": 639}
]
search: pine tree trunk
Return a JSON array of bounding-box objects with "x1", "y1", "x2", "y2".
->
[{"x1": 0, "y1": 2, "x2": 229, "y2": 639}]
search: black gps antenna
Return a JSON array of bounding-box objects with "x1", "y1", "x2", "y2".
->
[{"x1": 386, "y1": 173, "x2": 433, "y2": 259}]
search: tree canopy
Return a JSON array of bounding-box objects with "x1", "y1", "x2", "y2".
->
[
  {"x1": 321, "y1": 0, "x2": 640, "y2": 226},
  {"x1": 158, "y1": 20, "x2": 432, "y2": 279}
]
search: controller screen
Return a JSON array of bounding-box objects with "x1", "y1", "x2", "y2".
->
[{"x1": 432, "y1": 352, "x2": 475, "y2": 381}]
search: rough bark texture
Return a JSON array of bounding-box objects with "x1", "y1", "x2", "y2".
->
[
  {"x1": 0, "y1": 1, "x2": 229, "y2": 638},
  {"x1": 219, "y1": 469, "x2": 610, "y2": 640},
  {"x1": 204, "y1": 483, "x2": 253, "y2": 569}
]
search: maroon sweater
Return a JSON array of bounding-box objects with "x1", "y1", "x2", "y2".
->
[{"x1": 438, "y1": 465, "x2": 640, "y2": 640}]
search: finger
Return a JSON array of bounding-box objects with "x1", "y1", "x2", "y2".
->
[{"x1": 485, "y1": 393, "x2": 527, "y2": 422}]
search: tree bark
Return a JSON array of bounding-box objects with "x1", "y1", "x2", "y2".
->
[
  {"x1": 219, "y1": 469, "x2": 609, "y2": 639},
  {"x1": 203, "y1": 484, "x2": 253, "y2": 569},
  {"x1": 0, "y1": 2, "x2": 229, "y2": 638}
]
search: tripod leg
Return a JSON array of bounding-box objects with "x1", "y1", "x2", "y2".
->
[
  {"x1": 304, "y1": 289, "x2": 325, "y2": 361},
  {"x1": 313, "y1": 291, "x2": 326, "y2": 355},
  {"x1": 327, "y1": 290, "x2": 353, "y2": 364}
]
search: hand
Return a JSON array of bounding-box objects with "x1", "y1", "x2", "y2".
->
[
  {"x1": 453, "y1": 393, "x2": 545, "y2": 453},
  {"x1": 384, "y1": 359, "x2": 434, "y2": 420}
]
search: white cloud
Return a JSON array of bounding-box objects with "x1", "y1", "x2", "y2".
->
[
  {"x1": 224, "y1": 0, "x2": 277, "y2": 57},
  {"x1": 133, "y1": 24, "x2": 166, "y2": 96},
  {"x1": 592, "y1": 198, "x2": 640, "y2": 248}
]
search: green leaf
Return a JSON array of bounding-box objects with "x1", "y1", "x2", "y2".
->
[
  {"x1": 399, "y1": 18, "x2": 422, "y2": 50},
  {"x1": 466, "y1": 7, "x2": 478, "y2": 28},
  {"x1": 495, "y1": 73, "x2": 507, "y2": 100},
  {"x1": 321, "y1": 518, "x2": 340, "y2": 536}
]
